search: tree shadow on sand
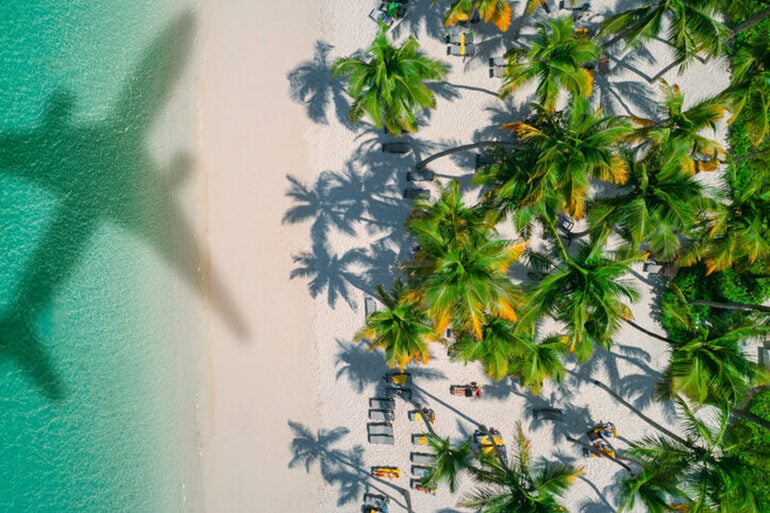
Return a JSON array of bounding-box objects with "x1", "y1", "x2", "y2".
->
[
  {"x1": 287, "y1": 40, "x2": 352, "y2": 128},
  {"x1": 288, "y1": 420, "x2": 412, "y2": 508},
  {"x1": 0, "y1": 13, "x2": 247, "y2": 400}
]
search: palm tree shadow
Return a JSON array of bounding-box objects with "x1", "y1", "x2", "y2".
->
[
  {"x1": 287, "y1": 420, "x2": 409, "y2": 508},
  {"x1": 335, "y1": 340, "x2": 391, "y2": 393},
  {"x1": 0, "y1": 12, "x2": 248, "y2": 400},
  {"x1": 287, "y1": 40, "x2": 353, "y2": 128}
]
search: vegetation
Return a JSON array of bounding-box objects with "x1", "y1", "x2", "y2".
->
[
  {"x1": 332, "y1": 25, "x2": 448, "y2": 134},
  {"x1": 442, "y1": 0, "x2": 513, "y2": 32}
]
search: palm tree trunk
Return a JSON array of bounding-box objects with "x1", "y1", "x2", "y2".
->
[
  {"x1": 565, "y1": 435, "x2": 637, "y2": 477},
  {"x1": 689, "y1": 299, "x2": 770, "y2": 314},
  {"x1": 623, "y1": 319, "x2": 676, "y2": 344},
  {"x1": 415, "y1": 141, "x2": 520, "y2": 170},
  {"x1": 590, "y1": 379, "x2": 692, "y2": 447},
  {"x1": 732, "y1": 409, "x2": 770, "y2": 432},
  {"x1": 728, "y1": 6, "x2": 770, "y2": 39}
]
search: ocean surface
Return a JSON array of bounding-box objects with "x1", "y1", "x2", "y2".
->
[{"x1": 0, "y1": 2, "x2": 203, "y2": 511}]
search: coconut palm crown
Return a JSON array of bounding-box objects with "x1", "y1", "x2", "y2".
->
[
  {"x1": 500, "y1": 16, "x2": 599, "y2": 111},
  {"x1": 332, "y1": 25, "x2": 448, "y2": 134},
  {"x1": 443, "y1": 0, "x2": 513, "y2": 32}
]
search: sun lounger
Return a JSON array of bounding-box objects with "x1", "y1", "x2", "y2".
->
[
  {"x1": 403, "y1": 188, "x2": 430, "y2": 199},
  {"x1": 369, "y1": 397, "x2": 395, "y2": 410},
  {"x1": 408, "y1": 408, "x2": 435, "y2": 423},
  {"x1": 369, "y1": 408, "x2": 395, "y2": 421},
  {"x1": 406, "y1": 170, "x2": 434, "y2": 182},
  {"x1": 450, "y1": 383, "x2": 482, "y2": 398},
  {"x1": 385, "y1": 372, "x2": 411, "y2": 386},
  {"x1": 367, "y1": 422, "x2": 394, "y2": 436},
  {"x1": 364, "y1": 494, "x2": 390, "y2": 511},
  {"x1": 447, "y1": 43, "x2": 476, "y2": 56},
  {"x1": 364, "y1": 296, "x2": 377, "y2": 316},
  {"x1": 532, "y1": 407, "x2": 564, "y2": 421},
  {"x1": 410, "y1": 478, "x2": 436, "y2": 494},
  {"x1": 411, "y1": 452, "x2": 435, "y2": 465},
  {"x1": 412, "y1": 433, "x2": 429, "y2": 445},
  {"x1": 368, "y1": 9, "x2": 394, "y2": 26},
  {"x1": 412, "y1": 465, "x2": 431, "y2": 476},
  {"x1": 446, "y1": 33, "x2": 474, "y2": 45},
  {"x1": 489, "y1": 56, "x2": 506, "y2": 78},
  {"x1": 368, "y1": 433, "x2": 395, "y2": 445},
  {"x1": 372, "y1": 466, "x2": 400, "y2": 479},
  {"x1": 382, "y1": 141, "x2": 411, "y2": 154}
]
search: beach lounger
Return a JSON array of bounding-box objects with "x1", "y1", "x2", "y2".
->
[
  {"x1": 489, "y1": 56, "x2": 506, "y2": 78},
  {"x1": 450, "y1": 383, "x2": 482, "y2": 398},
  {"x1": 363, "y1": 494, "x2": 390, "y2": 511},
  {"x1": 447, "y1": 43, "x2": 475, "y2": 56},
  {"x1": 411, "y1": 433, "x2": 429, "y2": 445},
  {"x1": 406, "y1": 170, "x2": 434, "y2": 182},
  {"x1": 369, "y1": 397, "x2": 395, "y2": 410},
  {"x1": 382, "y1": 141, "x2": 411, "y2": 154},
  {"x1": 446, "y1": 33, "x2": 474, "y2": 45},
  {"x1": 532, "y1": 407, "x2": 564, "y2": 421},
  {"x1": 368, "y1": 433, "x2": 395, "y2": 445},
  {"x1": 364, "y1": 296, "x2": 377, "y2": 316},
  {"x1": 369, "y1": 408, "x2": 395, "y2": 421},
  {"x1": 403, "y1": 188, "x2": 430, "y2": 199},
  {"x1": 385, "y1": 372, "x2": 411, "y2": 387},
  {"x1": 368, "y1": 9, "x2": 394, "y2": 26},
  {"x1": 411, "y1": 465, "x2": 431, "y2": 476},
  {"x1": 367, "y1": 422, "x2": 394, "y2": 436},
  {"x1": 408, "y1": 408, "x2": 435, "y2": 424},
  {"x1": 410, "y1": 452, "x2": 435, "y2": 466},
  {"x1": 410, "y1": 478, "x2": 436, "y2": 494},
  {"x1": 371, "y1": 466, "x2": 400, "y2": 479}
]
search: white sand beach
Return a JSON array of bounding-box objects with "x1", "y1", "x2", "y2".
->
[{"x1": 196, "y1": 0, "x2": 737, "y2": 512}]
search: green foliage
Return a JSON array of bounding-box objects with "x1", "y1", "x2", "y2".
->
[{"x1": 727, "y1": 390, "x2": 770, "y2": 511}]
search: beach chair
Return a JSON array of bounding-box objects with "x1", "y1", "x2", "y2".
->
[
  {"x1": 446, "y1": 33, "x2": 474, "y2": 45},
  {"x1": 369, "y1": 397, "x2": 395, "y2": 410},
  {"x1": 369, "y1": 409, "x2": 395, "y2": 421},
  {"x1": 408, "y1": 408, "x2": 435, "y2": 424},
  {"x1": 406, "y1": 170, "x2": 434, "y2": 182},
  {"x1": 367, "y1": 422, "x2": 394, "y2": 436},
  {"x1": 450, "y1": 383, "x2": 482, "y2": 398},
  {"x1": 411, "y1": 452, "x2": 435, "y2": 466},
  {"x1": 489, "y1": 56, "x2": 506, "y2": 78},
  {"x1": 410, "y1": 478, "x2": 436, "y2": 494},
  {"x1": 363, "y1": 493, "x2": 390, "y2": 511},
  {"x1": 411, "y1": 433, "x2": 429, "y2": 446},
  {"x1": 583, "y1": 439, "x2": 615, "y2": 459},
  {"x1": 587, "y1": 421, "x2": 617, "y2": 440},
  {"x1": 371, "y1": 466, "x2": 400, "y2": 479},
  {"x1": 385, "y1": 372, "x2": 411, "y2": 387},
  {"x1": 368, "y1": 433, "x2": 395, "y2": 445},
  {"x1": 411, "y1": 465, "x2": 431, "y2": 477},
  {"x1": 403, "y1": 188, "x2": 430, "y2": 199},
  {"x1": 368, "y1": 9, "x2": 394, "y2": 27},
  {"x1": 364, "y1": 296, "x2": 377, "y2": 316},
  {"x1": 532, "y1": 407, "x2": 564, "y2": 421},
  {"x1": 448, "y1": 43, "x2": 476, "y2": 56},
  {"x1": 382, "y1": 141, "x2": 411, "y2": 154}
]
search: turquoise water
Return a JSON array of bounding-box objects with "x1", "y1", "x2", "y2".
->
[{"x1": 0, "y1": 2, "x2": 203, "y2": 511}]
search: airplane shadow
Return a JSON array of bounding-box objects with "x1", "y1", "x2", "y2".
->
[{"x1": 0, "y1": 13, "x2": 247, "y2": 400}]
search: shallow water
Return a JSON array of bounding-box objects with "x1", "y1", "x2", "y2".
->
[{"x1": 0, "y1": 2, "x2": 203, "y2": 511}]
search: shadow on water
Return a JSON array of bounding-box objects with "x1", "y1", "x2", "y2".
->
[
  {"x1": 288, "y1": 420, "x2": 411, "y2": 509},
  {"x1": 0, "y1": 13, "x2": 247, "y2": 400}
]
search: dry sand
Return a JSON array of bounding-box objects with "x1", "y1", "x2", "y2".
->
[
  {"x1": 198, "y1": 1, "x2": 324, "y2": 512},
  {"x1": 196, "y1": 0, "x2": 738, "y2": 512}
]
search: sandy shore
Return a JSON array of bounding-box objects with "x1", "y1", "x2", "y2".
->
[
  {"x1": 198, "y1": 1, "x2": 324, "y2": 511},
  {"x1": 196, "y1": 0, "x2": 735, "y2": 512}
]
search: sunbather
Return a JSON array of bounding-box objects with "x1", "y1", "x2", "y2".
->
[{"x1": 450, "y1": 382, "x2": 482, "y2": 398}]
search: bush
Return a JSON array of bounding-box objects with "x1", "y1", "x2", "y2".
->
[{"x1": 729, "y1": 390, "x2": 770, "y2": 510}]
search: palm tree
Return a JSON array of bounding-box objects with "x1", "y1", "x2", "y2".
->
[
  {"x1": 500, "y1": 17, "x2": 599, "y2": 111},
  {"x1": 332, "y1": 25, "x2": 448, "y2": 134},
  {"x1": 443, "y1": 0, "x2": 513, "y2": 32},
  {"x1": 527, "y1": 228, "x2": 640, "y2": 361},
  {"x1": 423, "y1": 434, "x2": 473, "y2": 493},
  {"x1": 504, "y1": 96, "x2": 632, "y2": 220},
  {"x1": 680, "y1": 166, "x2": 770, "y2": 274},
  {"x1": 463, "y1": 423, "x2": 581, "y2": 513},
  {"x1": 628, "y1": 81, "x2": 727, "y2": 175},
  {"x1": 618, "y1": 401, "x2": 763, "y2": 513},
  {"x1": 599, "y1": 0, "x2": 728, "y2": 67},
  {"x1": 354, "y1": 279, "x2": 438, "y2": 369},
  {"x1": 721, "y1": 32, "x2": 770, "y2": 147},
  {"x1": 656, "y1": 293, "x2": 770, "y2": 406},
  {"x1": 586, "y1": 147, "x2": 712, "y2": 261},
  {"x1": 510, "y1": 334, "x2": 568, "y2": 396}
]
